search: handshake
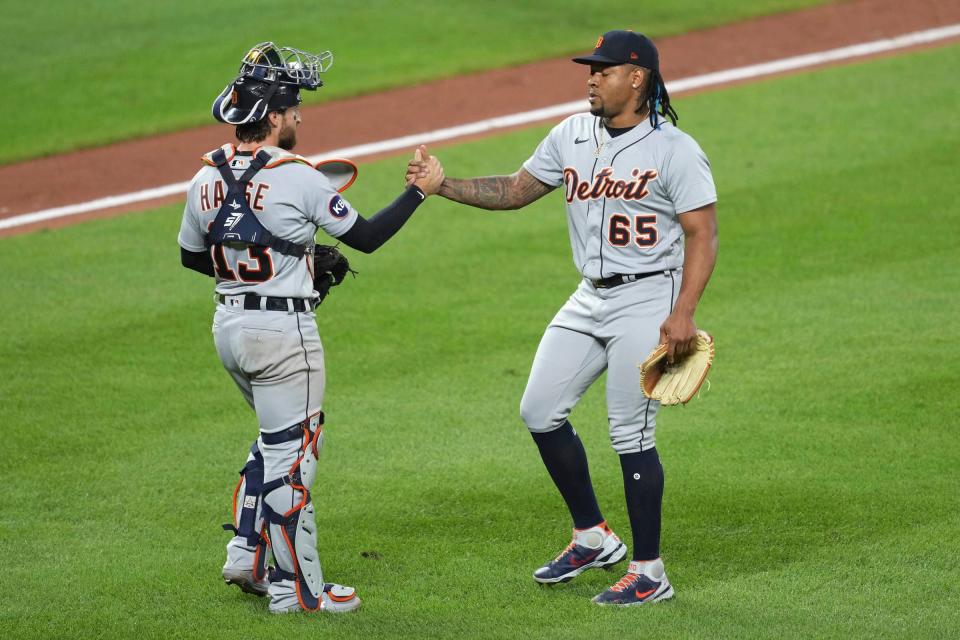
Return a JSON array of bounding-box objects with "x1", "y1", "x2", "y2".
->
[{"x1": 405, "y1": 144, "x2": 445, "y2": 196}]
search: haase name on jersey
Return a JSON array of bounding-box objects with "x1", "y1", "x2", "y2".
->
[
  {"x1": 563, "y1": 167, "x2": 658, "y2": 203},
  {"x1": 200, "y1": 181, "x2": 271, "y2": 212}
]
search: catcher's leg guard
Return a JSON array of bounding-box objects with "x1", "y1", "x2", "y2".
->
[
  {"x1": 222, "y1": 441, "x2": 270, "y2": 594},
  {"x1": 260, "y1": 412, "x2": 329, "y2": 612}
]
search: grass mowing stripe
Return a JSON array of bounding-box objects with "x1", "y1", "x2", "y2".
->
[{"x1": 1, "y1": 45, "x2": 958, "y2": 638}]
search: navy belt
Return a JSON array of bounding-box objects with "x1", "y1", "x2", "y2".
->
[
  {"x1": 261, "y1": 424, "x2": 308, "y2": 445},
  {"x1": 260, "y1": 412, "x2": 324, "y2": 445},
  {"x1": 590, "y1": 270, "x2": 663, "y2": 289},
  {"x1": 218, "y1": 294, "x2": 313, "y2": 312}
]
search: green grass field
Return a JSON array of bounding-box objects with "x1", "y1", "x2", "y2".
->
[
  {"x1": 2, "y1": 43, "x2": 959, "y2": 638},
  {"x1": 2, "y1": 0, "x2": 830, "y2": 165}
]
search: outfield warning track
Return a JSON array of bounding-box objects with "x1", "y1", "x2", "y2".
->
[{"x1": 1, "y1": 0, "x2": 958, "y2": 235}]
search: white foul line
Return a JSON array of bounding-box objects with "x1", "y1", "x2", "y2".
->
[{"x1": 3, "y1": 23, "x2": 959, "y2": 232}]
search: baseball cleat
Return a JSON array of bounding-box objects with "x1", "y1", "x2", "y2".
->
[
  {"x1": 592, "y1": 559, "x2": 674, "y2": 606},
  {"x1": 533, "y1": 522, "x2": 627, "y2": 584},
  {"x1": 269, "y1": 583, "x2": 362, "y2": 614},
  {"x1": 222, "y1": 567, "x2": 270, "y2": 597}
]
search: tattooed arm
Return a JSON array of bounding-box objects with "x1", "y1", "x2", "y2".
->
[
  {"x1": 406, "y1": 150, "x2": 554, "y2": 210},
  {"x1": 438, "y1": 169, "x2": 554, "y2": 210}
]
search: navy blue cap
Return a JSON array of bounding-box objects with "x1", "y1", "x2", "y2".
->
[{"x1": 572, "y1": 30, "x2": 659, "y2": 70}]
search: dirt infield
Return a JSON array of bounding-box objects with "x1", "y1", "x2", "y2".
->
[{"x1": 1, "y1": 0, "x2": 958, "y2": 236}]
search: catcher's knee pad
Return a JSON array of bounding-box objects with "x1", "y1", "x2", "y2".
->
[
  {"x1": 261, "y1": 412, "x2": 326, "y2": 610},
  {"x1": 223, "y1": 440, "x2": 270, "y2": 581}
]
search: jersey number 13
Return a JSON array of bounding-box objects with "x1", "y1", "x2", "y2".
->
[{"x1": 211, "y1": 245, "x2": 275, "y2": 283}]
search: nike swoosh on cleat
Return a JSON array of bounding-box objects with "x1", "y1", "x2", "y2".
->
[
  {"x1": 568, "y1": 553, "x2": 595, "y2": 567},
  {"x1": 635, "y1": 588, "x2": 656, "y2": 599},
  {"x1": 574, "y1": 137, "x2": 590, "y2": 144}
]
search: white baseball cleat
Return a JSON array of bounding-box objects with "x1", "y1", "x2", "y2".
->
[{"x1": 269, "y1": 583, "x2": 362, "y2": 614}]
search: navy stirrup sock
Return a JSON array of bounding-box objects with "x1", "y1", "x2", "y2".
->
[
  {"x1": 618, "y1": 447, "x2": 664, "y2": 561},
  {"x1": 531, "y1": 421, "x2": 604, "y2": 530}
]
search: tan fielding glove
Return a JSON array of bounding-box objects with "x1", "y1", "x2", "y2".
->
[{"x1": 639, "y1": 330, "x2": 715, "y2": 405}]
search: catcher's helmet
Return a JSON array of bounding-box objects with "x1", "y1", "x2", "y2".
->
[{"x1": 212, "y1": 42, "x2": 333, "y2": 125}]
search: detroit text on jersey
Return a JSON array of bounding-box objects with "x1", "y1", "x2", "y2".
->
[{"x1": 563, "y1": 167, "x2": 658, "y2": 203}]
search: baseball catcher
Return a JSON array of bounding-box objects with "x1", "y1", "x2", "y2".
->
[{"x1": 178, "y1": 41, "x2": 444, "y2": 614}]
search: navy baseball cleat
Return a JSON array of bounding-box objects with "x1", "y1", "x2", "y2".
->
[
  {"x1": 592, "y1": 559, "x2": 674, "y2": 606},
  {"x1": 533, "y1": 522, "x2": 627, "y2": 584}
]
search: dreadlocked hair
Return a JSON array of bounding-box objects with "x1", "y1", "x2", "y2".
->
[{"x1": 639, "y1": 70, "x2": 678, "y2": 129}]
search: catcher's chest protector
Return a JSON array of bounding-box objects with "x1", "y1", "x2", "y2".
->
[{"x1": 204, "y1": 148, "x2": 310, "y2": 258}]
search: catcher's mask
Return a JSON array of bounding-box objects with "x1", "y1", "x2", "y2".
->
[{"x1": 212, "y1": 42, "x2": 333, "y2": 125}]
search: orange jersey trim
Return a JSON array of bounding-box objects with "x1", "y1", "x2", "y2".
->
[
  {"x1": 314, "y1": 158, "x2": 359, "y2": 193},
  {"x1": 201, "y1": 143, "x2": 237, "y2": 167}
]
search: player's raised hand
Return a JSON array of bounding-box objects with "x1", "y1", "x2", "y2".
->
[
  {"x1": 413, "y1": 150, "x2": 445, "y2": 196},
  {"x1": 405, "y1": 144, "x2": 430, "y2": 186}
]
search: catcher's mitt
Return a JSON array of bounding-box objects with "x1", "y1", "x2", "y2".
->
[
  {"x1": 312, "y1": 244, "x2": 354, "y2": 302},
  {"x1": 639, "y1": 330, "x2": 714, "y2": 405}
]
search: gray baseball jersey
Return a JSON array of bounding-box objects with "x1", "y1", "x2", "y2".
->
[
  {"x1": 519, "y1": 113, "x2": 716, "y2": 455},
  {"x1": 178, "y1": 144, "x2": 358, "y2": 298},
  {"x1": 523, "y1": 113, "x2": 716, "y2": 279}
]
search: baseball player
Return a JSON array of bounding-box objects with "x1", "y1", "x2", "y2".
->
[
  {"x1": 407, "y1": 30, "x2": 718, "y2": 605},
  {"x1": 178, "y1": 42, "x2": 443, "y2": 614}
]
